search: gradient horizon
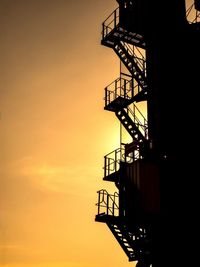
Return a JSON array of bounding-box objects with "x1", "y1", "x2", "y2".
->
[{"x1": 0, "y1": 1, "x2": 137, "y2": 266}]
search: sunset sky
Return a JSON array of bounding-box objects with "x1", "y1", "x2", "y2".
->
[
  {"x1": 0, "y1": 0, "x2": 136, "y2": 267},
  {"x1": 1, "y1": 0, "x2": 196, "y2": 266}
]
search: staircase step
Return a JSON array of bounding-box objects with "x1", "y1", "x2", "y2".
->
[
  {"x1": 96, "y1": 213, "x2": 151, "y2": 262},
  {"x1": 101, "y1": 25, "x2": 146, "y2": 49},
  {"x1": 107, "y1": 222, "x2": 138, "y2": 261},
  {"x1": 113, "y1": 42, "x2": 146, "y2": 90},
  {"x1": 115, "y1": 109, "x2": 145, "y2": 141},
  {"x1": 101, "y1": 25, "x2": 147, "y2": 103}
]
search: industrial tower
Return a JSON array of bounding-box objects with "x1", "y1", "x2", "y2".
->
[{"x1": 95, "y1": 1, "x2": 200, "y2": 267}]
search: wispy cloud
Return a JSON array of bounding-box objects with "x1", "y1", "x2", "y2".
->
[{"x1": 2, "y1": 156, "x2": 99, "y2": 197}]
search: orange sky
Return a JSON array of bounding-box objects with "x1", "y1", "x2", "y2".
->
[
  {"x1": 0, "y1": 1, "x2": 137, "y2": 266},
  {"x1": 1, "y1": 1, "x2": 195, "y2": 266}
]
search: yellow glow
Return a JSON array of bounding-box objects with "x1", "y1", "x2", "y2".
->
[{"x1": 0, "y1": 1, "x2": 137, "y2": 267}]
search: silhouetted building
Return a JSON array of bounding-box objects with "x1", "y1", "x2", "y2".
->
[{"x1": 95, "y1": 1, "x2": 200, "y2": 267}]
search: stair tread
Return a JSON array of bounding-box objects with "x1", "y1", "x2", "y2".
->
[
  {"x1": 113, "y1": 42, "x2": 147, "y2": 90},
  {"x1": 116, "y1": 110, "x2": 145, "y2": 141},
  {"x1": 102, "y1": 25, "x2": 146, "y2": 48}
]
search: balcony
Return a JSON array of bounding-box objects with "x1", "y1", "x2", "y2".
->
[
  {"x1": 103, "y1": 147, "x2": 133, "y2": 182},
  {"x1": 95, "y1": 189, "x2": 119, "y2": 220},
  {"x1": 101, "y1": 7, "x2": 145, "y2": 49},
  {"x1": 104, "y1": 76, "x2": 134, "y2": 111}
]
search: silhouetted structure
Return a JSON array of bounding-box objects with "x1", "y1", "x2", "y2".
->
[{"x1": 95, "y1": 1, "x2": 200, "y2": 267}]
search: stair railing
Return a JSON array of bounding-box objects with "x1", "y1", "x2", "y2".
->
[
  {"x1": 121, "y1": 41, "x2": 146, "y2": 76},
  {"x1": 104, "y1": 147, "x2": 133, "y2": 178},
  {"x1": 96, "y1": 189, "x2": 119, "y2": 216},
  {"x1": 104, "y1": 148, "x2": 121, "y2": 178},
  {"x1": 104, "y1": 77, "x2": 147, "y2": 108},
  {"x1": 186, "y1": 2, "x2": 200, "y2": 23},
  {"x1": 104, "y1": 77, "x2": 133, "y2": 107},
  {"x1": 127, "y1": 105, "x2": 148, "y2": 139},
  {"x1": 102, "y1": 8, "x2": 119, "y2": 39}
]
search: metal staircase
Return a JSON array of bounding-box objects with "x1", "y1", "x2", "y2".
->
[
  {"x1": 103, "y1": 148, "x2": 122, "y2": 183},
  {"x1": 103, "y1": 147, "x2": 134, "y2": 183},
  {"x1": 107, "y1": 221, "x2": 137, "y2": 261},
  {"x1": 186, "y1": 0, "x2": 200, "y2": 33},
  {"x1": 95, "y1": 190, "x2": 150, "y2": 262},
  {"x1": 113, "y1": 41, "x2": 146, "y2": 89},
  {"x1": 96, "y1": 1, "x2": 150, "y2": 263},
  {"x1": 104, "y1": 77, "x2": 134, "y2": 111},
  {"x1": 104, "y1": 76, "x2": 146, "y2": 112},
  {"x1": 186, "y1": 0, "x2": 200, "y2": 24},
  {"x1": 103, "y1": 104, "x2": 148, "y2": 184},
  {"x1": 115, "y1": 107, "x2": 147, "y2": 142},
  {"x1": 101, "y1": 8, "x2": 146, "y2": 49},
  {"x1": 101, "y1": 7, "x2": 147, "y2": 102}
]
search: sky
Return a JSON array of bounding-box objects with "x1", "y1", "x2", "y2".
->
[
  {"x1": 0, "y1": 1, "x2": 137, "y2": 267},
  {"x1": 1, "y1": 1, "x2": 195, "y2": 267}
]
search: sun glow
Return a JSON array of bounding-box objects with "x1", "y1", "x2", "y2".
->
[{"x1": 0, "y1": 0, "x2": 137, "y2": 267}]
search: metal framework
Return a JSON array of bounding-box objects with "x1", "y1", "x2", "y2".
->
[
  {"x1": 96, "y1": 0, "x2": 150, "y2": 264},
  {"x1": 95, "y1": 1, "x2": 200, "y2": 267},
  {"x1": 186, "y1": 0, "x2": 200, "y2": 23}
]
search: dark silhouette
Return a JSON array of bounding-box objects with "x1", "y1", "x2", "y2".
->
[{"x1": 95, "y1": 1, "x2": 200, "y2": 267}]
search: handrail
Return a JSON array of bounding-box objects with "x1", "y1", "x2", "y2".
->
[
  {"x1": 134, "y1": 46, "x2": 145, "y2": 61},
  {"x1": 103, "y1": 7, "x2": 119, "y2": 27},
  {"x1": 104, "y1": 77, "x2": 133, "y2": 107},
  {"x1": 104, "y1": 148, "x2": 121, "y2": 177},
  {"x1": 102, "y1": 8, "x2": 119, "y2": 39},
  {"x1": 134, "y1": 104, "x2": 147, "y2": 123},
  {"x1": 127, "y1": 105, "x2": 148, "y2": 139},
  {"x1": 186, "y1": 2, "x2": 200, "y2": 23},
  {"x1": 186, "y1": 3, "x2": 194, "y2": 18},
  {"x1": 104, "y1": 77, "x2": 146, "y2": 108},
  {"x1": 104, "y1": 147, "x2": 122, "y2": 160},
  {"x1": 122, "y1": 41, "x2": 146, "y2": 75},
  {"x1": 104, "y1": 147, "x2": 133, "y2": 178},
  {"x1": 130, "y1": 105, "x2": 147, "y2": 127},
  {"x1": 96, "y1": 189, "x2": 119, "y2": 216}
]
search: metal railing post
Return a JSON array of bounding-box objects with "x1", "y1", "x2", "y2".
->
[
  {"x1": 105, "y1": 87, "x2": 108, "y2": 106},
  {"x1": 102, "y1": 23, "x2": 105, "y2": 39},
  {"x1": 104, "y1": 156, "x2": 107, "y2": 177},
  {"x1": 112, "y1": 196, "x2": 115, "y2": 216},
  {"x1": 97, "y1": 191, "x2": 100, "y2": 215},
  {"x1": 124, "y1": 79, "x2": 126, "y2": 98},
  {"x1": 107, "y1": 193, "x2": 109, "y2": 215},
  {"x1": 115, "y1": 79, "x2": 117, "y2": 100}
]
